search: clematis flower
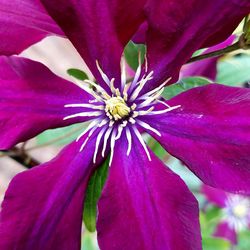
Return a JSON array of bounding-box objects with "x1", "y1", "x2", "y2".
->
[
  {"x1": 202, "y1": 185, "x2": 250, "y2": 245},
  {"x1": 0, "y1": 1, "x2": 250, "y2": 250}
]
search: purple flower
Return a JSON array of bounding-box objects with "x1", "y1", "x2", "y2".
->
[
  {"x1": 0, "y1": 1, "x2": 250, "y2": 250},
  {"x1": 202, "y1": 185, "x2": 250, "y2": 245}
]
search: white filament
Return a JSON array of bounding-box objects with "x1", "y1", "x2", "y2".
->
[
  {"x1": 138, "y1": 77, "x2": 171, "y2": 100},
  {"x1": 130, "y1": 71, "x2": 154, "y2": 101},
  {"x1": 96, "y1": 60, "x2": 111, "y2": 86},
  {"x1": 115, "y1": 125, "x2": 124, "y2": 140},
  {"x1": 125, "y1": 127, "x2": 132, "y2": 156},
  {"x1": 136, "y1": 120, "x2": 161, "y2": 137},
  {"x1": 79, "y1": 126, "x2": 98, "y2": 152},
  {"x1": 63, "y1": 111, "x2": 102, "y2": 120},
  {"x1": 145, "y1": 105, "x2": 181, "y2": 115},
  {"x1": 131, "y1": 52, "x2": 142, "y2": 89},
  {"x1": 93, "y1": 126, "x2": 107, "y2": 163},
  {"x1": 101, "y1": 127, "x2": 113, "y2": 157},
  {"x1": 121, "y1": 58, "x2": 127, "y2": 89},
  {"x1": 64, "y1": 56, "x2": 180, "y2": 165},
  {"x1": 65, "y1": 103, "x2": 104, "y2": 110},
  {"x1": 109, "y1": 129, "x2": 118, "y2": 166},
  {"x1": 133, "y1": 126, "x2": 151, "y2": 161},
  {"x1": 76, "y1": 119, "x2": 101, "y2": 142}
]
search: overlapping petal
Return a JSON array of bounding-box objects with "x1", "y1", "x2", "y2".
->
[
  {"x1": 0, "y1": 135, "x2": 99, "y2": 250},
  {"x1": 0, "y1": 56, "x2": 93, "y2": 149},
  {"x1": 0, "y1": 0, "x2": 64, "y2": 55},
  {"x1": 142, "y1": 84, "x2": 250, "y2": 194},
  {"x1": 144, "y1": 0, "x2": 250, "y2": 90},
  {"x1": 40, "y1": 0, "x2": 146, "y2": 88},
  {"x1": 201, "y1": 185, "x2": 227, "y2": 208},
  {"x1": 214, "y1": 222, "x2": 237, "y2": 244},
  {"x1": 181, "y1": 36, "x2": 235, "y2": 80},
  {"x1": 97, "y1": 132, "x2": 201, "y2": 250}
]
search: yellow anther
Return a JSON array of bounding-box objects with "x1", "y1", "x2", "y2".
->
[
  {"x1": 233, "y1": 204, "x2": 248, "y2": 218},
  {"x1": 105, "y1": 97, "x2": 130, "y2": 120}
]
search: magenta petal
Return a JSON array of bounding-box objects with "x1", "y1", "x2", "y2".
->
[
  {"x1": 181, "y1": 36, "x2": 235, "y2": 80},
  {"x1": 0, "y1": 0, "x2": 63, "y2": 55},
  {"x1": 144, "y1": 0, "x2": 250, "y2": 89},
  {"x1": 40, "y1": 0, "x2": 145, "y2": 87},
  {"x1": 0, "y1": 136, "x2": 97, "y2": 250},
  {"x1": 181, "y1": 59, "x2": 218, "y2": 81},
  {"x1": 201, "y1": 185, "x2": 228, "y2": 208},
  {"x1": 0, "y1": 56, "x2": 92, "y2": 149},
  {"x1": 143, "y1": 84, "x2": 250, "y2": 194},
  {"x1": 97, "y1": 133, "x2": 201, "y2": 250},
  {"x1": 214, "y1": 222, "x2": 238, "y2": 245},
  {"x1": 132, "y1": 22, "x2": 148, "y2": 44}
]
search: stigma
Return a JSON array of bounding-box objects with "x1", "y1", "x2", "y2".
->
[
  {"x1": 105, "y1": 97, "x2": 130, "y2": 120},
  {"x1": 63, "y1": 56, "x2": 180, "y2": 166}
]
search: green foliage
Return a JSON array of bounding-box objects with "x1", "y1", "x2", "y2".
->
[
  {"x1": 81, "y1": 231, "x2": 98, "y2": 250},
  {"x1": 200, "y1": 207, "x2": 222, "y2": 237},
  {"x1": 202, "y1": 237, "x2": 231, "y2": 250},
  {"x1": 200, "y1": 209, "x2": 231, "y2": 250},
  {"x1": 217, "y1": 55, "x2": 250, "y2": 85},
  {"x1": 163, "y1": 77, "x2": 211, "y2": 99},
  {"x1": 67, "y1": 68, "x2": 89, "y2": 80},
  {"x1": 147, "y1": 136, "x2": 166, "y2": 160},
  {"x1": 168, "y1": 157, "x2": 201, "y2": 192},
  {"x1": 36, "y1": 124, "x2": 85, "y2": 146},
  {"x1": 238, "y1": 231, "x2": 250, "y2": 250},
  {"x1": 83, "y1": 157, "x2": 109, "y2": 232},
  {"x1": 192, "y1": 48, "x2": 206, "y2": 57},
  {"x1": 124, "y1": 41, "x2": 146, "y2": 70}
]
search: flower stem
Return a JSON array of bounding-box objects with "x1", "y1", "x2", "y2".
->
[
  {"x1": 186, "y1": 42, "x2": 241, "y2": 64},
  {"x1": 0, "y1": 147, "x2": 40, "y2": 169}
]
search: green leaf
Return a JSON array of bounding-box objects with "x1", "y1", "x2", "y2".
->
[
  {"x1": 83, "y1": 157, "x2": 109, "y2": 232},
  {"x1": 205, "y1": 206, "x2": 221, "y2": 221},
  {"x1": 238, "y1": 230, "x2": 250, "y2": 250},
  {"x1": 200, "y1": 207, "x2": 222, "y2": 237},
  {"x1": 192, "y1": 48, "x2": 206, "y2": 57},
  {"x1": 162, "y1": 77, "x2": 211, "y2": 99},
  {"x1": 147, "y1": 136, "x2": 167, "y2": 160},
  {"x1": 67, "y1": 68, "x2": 89, "y2": 80},
  {"x1": 202, "y1": 237, "x2": 231, "y2": 250},
  {"x1": 36, "y1": 124, "x2": 85, "y2": 146},
  {"x1": 124, "y1": 41, "x2": 146, "y2": 70},
  {"x1": 168, "y1": 157, "x2": 201, "y2": 192},
  {"x1": 217, "y1": 55, "x2": 250, "y2": 86},
  {"x1": 81, "y1": 231, "x2": 98, "y2": 250}
]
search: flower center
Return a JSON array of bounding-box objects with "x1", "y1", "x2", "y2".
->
[
  {"x1": 224, "y1": 195, "x2": 250, "y2": 231},
  {"x1": 232, "y1": 204, "x2": 248, "y2": 218},
  {"x1": 105, "y1": 96, "x2": 130, "y2": 120},
  {"x1": 64, "y1": 58, "x2": 181, "y2": 166}
]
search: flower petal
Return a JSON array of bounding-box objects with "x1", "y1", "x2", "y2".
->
[
  {"x1": 201, "y1": 185, "x2": 228, "y2": 208},
  {"x1": 214, "y1": 222, "x2": 238, "y2": 245},
  {"x1": 97, "y1": 132, "x2": 201, "y2": 250},
  {"x1": 0, "y1": 56, "x2": 93, "y2": 149},
  {"x1": 0, "y1": 0, "x2": 63, "y2": 55},
  {"x1": 0, "y1": 135, "x2": 98, "y2": 250},
  {"x1": 144, "y1": 0, "x2": 250, "y2": 89},
  {"x1": 40, "y1": 0, "x2": 146, "y2": 87},
  {"x1": 143, "y1": 84, "x2": 250, "y2": 194},
  {"x1": 132, "y1": 22, "x2": 148, "y2": 44},
  {"x1": 181, "y1": 36, "x2": 235, "y2": 81}
]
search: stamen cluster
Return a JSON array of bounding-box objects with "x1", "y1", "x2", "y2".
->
[
  {"x1": 224, "y1": 195, "x2": 250, "y2": 231},
  {"x1": 63, "y1": 58, "x2": 180, "y2": 165}
]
